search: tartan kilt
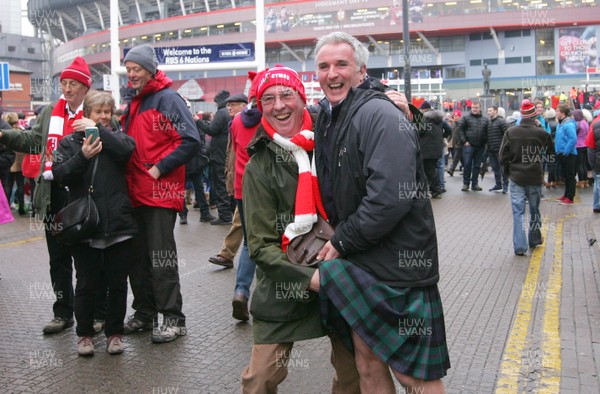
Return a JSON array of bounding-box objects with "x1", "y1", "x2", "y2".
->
[{"x1": 319, "y1": 259, "x2": 450, "y2": 381}]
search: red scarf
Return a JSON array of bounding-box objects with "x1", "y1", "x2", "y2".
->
[
  {"x1": 42, "y1": 96, "x2": 83, "y2": 179},
  {"x1": 261, "y1": 109, "x2": 328, "y2": 252}
]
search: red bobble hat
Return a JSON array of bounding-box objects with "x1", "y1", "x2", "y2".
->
[
  {"x1": 520, "y1": 99, "x2": 537, "y2": 119},
  {"x1": 60, "y1": 57, "x2": 92, "y2": 88},
  {"x1": 256, "y1": 65, "x2": 306, "y2": 112}
]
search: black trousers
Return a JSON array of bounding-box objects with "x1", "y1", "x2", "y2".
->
[
  {"x1": 209, "y1": 160, "x2": 233, "y2": 221},
  {"x1": 44, "y1": 226, "x2": 107, "y2": 321},
  {"x1": 129, "y1": 206, "x2": 185, "y2": 327},
  {"x1": 423, "y1": 158, "x2": 441, "y2": 196},
  {"x1": 72, "y1": 239, "x2": 131, "y2": 337},
  {"x1": 558, "y1": 154, "x2": 577, "y2": 200}
]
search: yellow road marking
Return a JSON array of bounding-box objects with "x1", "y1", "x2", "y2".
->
[
  {"x1": 495, "y1": 224, "x2": 550, "y2": 393},
  {"x1": 538, "y1": 219, "x2": 563, "y2": 393},
  {"x1": 0, "y1": 236, "x2": 44, "y2": 248}
]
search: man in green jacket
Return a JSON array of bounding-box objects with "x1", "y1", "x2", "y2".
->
[{"x1": 240, "y1": 66, "x2": 359, "y2": 393}]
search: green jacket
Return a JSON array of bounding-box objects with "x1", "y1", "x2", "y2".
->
[
  {"x1": 242, "y1": 127, "x2": 325, "y2": 344},
  {"x1": 0, "y1": 104, "x2": 54, "y2": 217}
]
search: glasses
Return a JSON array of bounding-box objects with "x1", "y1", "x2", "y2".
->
[
  {"x1": 60, "y1": 80, "x2": 83, "y2": 89},
  {"x1": 260, "y1": 90, "x2": 297, "y2": 108}
]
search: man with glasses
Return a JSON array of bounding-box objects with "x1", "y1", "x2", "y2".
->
[{"x1": 0, "y1": 57, "x2": 107, "y2": 334}]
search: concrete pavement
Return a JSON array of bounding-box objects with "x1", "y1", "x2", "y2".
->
[{"x1": 1, "y1": 172, "x2": 599, "y2": 393}]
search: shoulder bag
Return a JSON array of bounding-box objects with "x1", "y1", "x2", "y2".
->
[
  {"x1": 286, "y1": 216, "x2": 335, "y2": 268},
  {"x1": 52, "y1": 156, "x2": 100, "y2": 245}
]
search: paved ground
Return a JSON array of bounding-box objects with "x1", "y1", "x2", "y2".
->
[{"x1": 1, "y1": 172, "x2": 599, "y2": 394}]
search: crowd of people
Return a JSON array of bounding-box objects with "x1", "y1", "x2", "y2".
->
[{"x1": 2, "y1": 31, "x2": 600, "y2": 393}]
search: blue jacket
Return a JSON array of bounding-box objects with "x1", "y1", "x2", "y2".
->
[{"x1": 555, "y1": 117, "x2": 577, "y2": 155}]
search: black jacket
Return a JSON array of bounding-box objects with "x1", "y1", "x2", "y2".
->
[
  {"x1": 487, "y1": 116, "x2": 509, "y2": 152},
  {"x1": 205, "y1": 104, "x2": 231, "y2": 165},
  {"x1": 457, "y1": 112, "x2": 489, "y2": 148},
  {"x1": 419, "y1": 109, "x2": 446, "y2": 159},
  {"x1": 52, "y1": 125, "x2": 137, "y2": 239},
  {"x1": 500, "y1": 119, "x2": 554, "y2": 186},
  {"x1": 315, "y1": 88, "x2": 439, "y2": 287}
]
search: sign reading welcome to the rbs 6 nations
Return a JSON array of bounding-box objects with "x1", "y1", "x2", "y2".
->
[{"x1": 124, "y1": 43, "x2": 255, "y2": 66}]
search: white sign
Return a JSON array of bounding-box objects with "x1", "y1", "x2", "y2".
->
[{"x1": 103, "y1": 74, "x2": 112, "y2": 91}]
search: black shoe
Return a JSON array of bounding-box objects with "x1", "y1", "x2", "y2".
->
[
  {"x1": 200, "y1": 213, "x2": 216, "y2": 222},
  {"x1": 440, "y1": 188, "x2": 447, "y2": 193},
  {"x1": 446, "y1": 169, "x2": 454, "y2": 177},
  {"x1": 123, "y1": 316, "x2": 153, "y2": 334},
  {"x1": 232, "y1": 293, "x2": 249, "y2": 322},
  {"x1": 461, "y1": 184, "x2": 469, "y2": 192},
  {"x1": 471, "y1": 185, "x2": 482, "y2": 191},
  {"x1": 210, "y1": 217, "x2": 232, "y2": 225},
  {"x1": 43, "y1": 317, "x2": 74, "y2": 334},
  {"x1": 489, "y1": 185, "x2": 502, "y2": 192},
  {"x1": 594, "y1": 209, "x2": 600, "y2": 213},
  {"x1": 179, "y1": 215, "x2": 188, "y2": 225}
]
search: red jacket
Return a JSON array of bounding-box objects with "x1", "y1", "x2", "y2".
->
[
  {"x1": 231, "y1": 106, "x2": 261, "y2": 199},
  {"x1": 122, "y1": 71, "x2": 199, "y2": 210}
]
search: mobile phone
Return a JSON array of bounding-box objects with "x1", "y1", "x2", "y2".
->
[{"x1": 85, "y1": 127, "x2": 99, "y2": 143}]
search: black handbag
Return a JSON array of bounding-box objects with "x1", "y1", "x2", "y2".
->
[
  {"x1": 286, "y1": 216, "x2": 335, "y2": 268},
  {"x1": 52, "y1": 157, "x2": 100, "y2": 245}
]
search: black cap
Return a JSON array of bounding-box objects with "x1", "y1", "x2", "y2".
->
[
  {"x1": 420, "y1": 101, "x2": 432, "y2": 110},
  {"x1": 225, "y1": 93, "x2": 248, "y2": 104}
]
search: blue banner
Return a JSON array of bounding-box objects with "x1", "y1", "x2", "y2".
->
[
  {"x1": 0, "y1": 63, "x2": 9, "y2": 91},
  {"x1": 124, "y1": 43, "x2": 254, "y2": 66}
]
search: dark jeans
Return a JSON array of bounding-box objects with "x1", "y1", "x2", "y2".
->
[
  {"x1": 72, "y1": 239, "x2": 131, "y2": 337},
  {"x1": 6, "y1": 172, "x2": 24, "y2": 210},
  {"x1": 423, "y1": 158, "x2": 441, "y2": 196},
  {"x1": 209, "y1": 160, "x2": 232, "y2": 221},
  {"x1": 558, "y1": 154, "x2": 577, "y2": 200},
  {"x1": 488, "y1": 151, "x2": 508, "y2": 188},
  {"x1": 462, "y1": 145, "x2": 485, "y2": 187},
  {"x1": 449, "y1": 147, "x2": 463, "y2": 172},
  {"x1": 180, "y1": 170, "x2": 210, "y2": 216},
  {"x1": 129, "y1": 206, "x2": 185, "y2": 327}
]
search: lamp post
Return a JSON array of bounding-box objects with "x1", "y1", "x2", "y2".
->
[{"x1": 402, "y1": 0, "x2": 411, "y2": 101}]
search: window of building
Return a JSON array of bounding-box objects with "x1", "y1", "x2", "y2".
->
[
  {"x1": 445, "y1": 67, "x2": 465, "y2": 79},
  {"x1": 505, "y1": 30, "x2": 522, "y2": 38},
  {"x1": 523, "y1": 56, "x2": 531, "y2": 63},
  {"x1": 483, "y1": 58, "x2": 498, "y2": 65},
  {"x1": 8, "y1": 45, "x2": 15, "y2": 52},
  {"x1": 439, "y1": 36, "x2": 464, "y2": 52},
  {"x1": 28, "y1": 48, "x2": 35, "y2": 54},
  {"x1": 505, "y1": 57, "x2": 521, "y2": 64},
  {"x1": 470, "y1": 59, "x2": 482, "y2": 66}
]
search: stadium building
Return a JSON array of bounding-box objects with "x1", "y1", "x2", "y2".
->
[{"x1": 27, "y1": 0, "x2": 600, "y2": 110}]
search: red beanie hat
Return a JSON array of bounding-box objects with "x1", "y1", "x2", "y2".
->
[
  {"x1": 256, "y1": 65, "x2": 306, "y2": 112},
  {"x1": 60, "y1": 57, "x2": 92, "y2": 88},
  {"x1": 520, "y1": 99, "x2": 537, "y2": 119},
  {"x1": 248, "y1": 68, "x2": 269, "y2": 101}
]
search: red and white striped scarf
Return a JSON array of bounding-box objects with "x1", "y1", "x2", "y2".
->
[
  {"x1": 261, "y1": 108, "x2": 328, "y2": 252},
  {"x1": 42, "y1": 95, "x2": 83, "y2": 179}
]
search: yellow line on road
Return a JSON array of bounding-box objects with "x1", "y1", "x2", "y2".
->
[
  {"x1": 0, "y1": 236, "x2": 44, "y2": 248},
  {"x1": 495, "y1": 224, "x2": 550, "y2": 393},
  {"x1": 538, "y1": 219, "x2": 563, "y2": 394}
]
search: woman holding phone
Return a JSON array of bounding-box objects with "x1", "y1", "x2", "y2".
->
[{"x1": 52, "y1": 90, "x2": 137, "y2": 356}]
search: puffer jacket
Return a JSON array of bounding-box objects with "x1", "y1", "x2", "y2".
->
[
  {"x1": 121, "y1": 70, "x2": 200, "y2": 211},
  {"x1": 487, "y1": 116, "x2": 509, "y2": 152},
  {"x1": 457, "y1": 112, "x2": 489, "y2": 148}
]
